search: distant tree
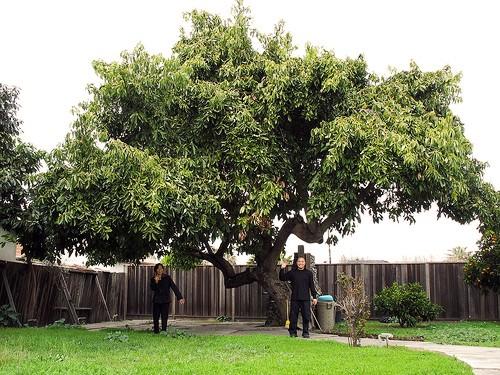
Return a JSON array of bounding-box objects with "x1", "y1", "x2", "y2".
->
[
  {"x1": 447, "y1": 246, "x2": 470, "y2": 261},
  {"x1": 339, "y1": 256, "x2": 367, "y2": 263},
  {"x1": 339, "y1": 255, "x2": 349, "y2": 264},
  {"x1": 224, "y1": 254, "x2": 238, "y2": 266}
]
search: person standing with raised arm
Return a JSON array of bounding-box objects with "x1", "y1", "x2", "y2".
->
[{"x1": 279, "y1": 256, "x2": 318, "y2": 338}]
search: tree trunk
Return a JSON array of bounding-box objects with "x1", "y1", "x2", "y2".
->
[
  {"x1": 216, "y1": 263, "x2": 289, "y2": 326},
  {"x1": 254, "y1": 268, "x2": 290, "y2": 326}
]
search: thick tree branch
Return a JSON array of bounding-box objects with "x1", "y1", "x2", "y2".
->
[
  {"x1": 262, "y1": 183, "x2": 376, "y2": 271},
  {"x1": 319, "y1": 210, "x2": 345, "y2": 234},
  {"x1": 262, "y1": 217, "x2": 299, "y2": 272},
  {"x1": 203, "y1": 238, "x2": 214, "y2": 255},
  {"x1": 216, "y1": 234, "x2": 231, "y2": 256},
  {"x1": 224, "y1": 268, "x2": 259, "y2": 288},
  {"x1": 192, "y1": 248, "x2": 258, "y2": 288},
  {"x1": 192, "y1": 251, "x2": 234, "y2": 277},
  {"x1": 271, "y1": 212, "x2": 341, "y2": 247}
]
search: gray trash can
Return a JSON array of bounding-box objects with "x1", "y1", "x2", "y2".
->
[{"x1": 316, "y1": 296, "x2": 335, "y2": 333}]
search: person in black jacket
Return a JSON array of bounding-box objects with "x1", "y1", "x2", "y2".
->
[
  {"x1": 150, "y1": 263, "x2": 185, "y2": 333},
  {"x1": 279, "y1": 256, "x2": 317, "y2": 338}
]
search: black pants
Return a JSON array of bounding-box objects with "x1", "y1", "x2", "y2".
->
[
  {"x1": 289, "y1": 299, "x2": 311, "y2": 336},
  {"x1": 153, "y1": 302, "x2": 169, "y2": 333}
]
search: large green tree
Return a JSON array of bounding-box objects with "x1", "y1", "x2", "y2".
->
[
  {"x1": 31, "y1": 3, "x2": 498, "y2": 320},
  {"x1": 0, "y1": 84, "x2": 41, "y2": 249},
  {"x1": 464, "y1": 190, "x2": 500, "y2": 293}
]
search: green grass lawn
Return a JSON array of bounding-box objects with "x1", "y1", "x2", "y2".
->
[
  {"x1": 333, "y1": 321, "x2": 500, "y2": 347},
  {"x1": 0, "y1": 327, "x2": 472, "y2": 375}
]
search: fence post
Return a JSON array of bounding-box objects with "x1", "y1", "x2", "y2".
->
[
  {"x1": 231, "y1": 288, "x2": 235, "y2": 322},
  {"x1": 360, "y1": 263, "x2": 366, "y2": 283},
  {"x1": 172, "y1": 268, "x2": 176, "y2": 319},
  {"x1": 424, "y1": 263, "x2": 431, "y2": 298},
  {"x1": 123, "y1": 264, "x2": 128, "y2": 320},
  {"x1": 497, "y1": 294, "x2": 500, "y2": 322}
]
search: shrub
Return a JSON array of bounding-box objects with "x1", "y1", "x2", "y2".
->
[
  {"x1": 0, "y1": 304, "x2": 20, "y2": 327},
  {"x1": 216, "y1": 315, "x2": 231, "y2": 322},
  {"x1": 106, "y1": 331, "x2": 129, "y2": 342},
  {"x1": 374, "y1": 282, "x2": 443, "y2": 327},
  {"x1": 336, "y1": 273, "x2": 370, "y2": 346},
  {"x1": 464, "y1": 231, "x2": 499, "y2": 293},
  {"x1": 161, "y1": 327, "x2": 192, "y2": 338},
  {"x1": 46, "y1": 318, "x2": 81, "y2": 329}
]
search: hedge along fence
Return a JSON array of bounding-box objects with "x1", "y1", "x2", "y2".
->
[{"x1": 0, "y1": 261, "x2": 125, "y2": 325}]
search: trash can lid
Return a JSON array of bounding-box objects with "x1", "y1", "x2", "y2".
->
[{"x1": 318, "y1": 295, "x2": 334, "y2": 302}]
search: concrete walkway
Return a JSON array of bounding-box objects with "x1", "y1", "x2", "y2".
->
[
  {"x1": 84, "y1": 319, "x2": 500, "y2": 375},
  {"x1": 331, "y1": 336, "x2": 500, "y2": 375}
]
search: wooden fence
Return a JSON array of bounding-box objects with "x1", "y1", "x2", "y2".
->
[
  {"x1": 127, "y1": 263, "x2": 499, "y2": 321},
  {"x1": 0, "y1": 261, "x2": 125, "y2": 325},
  {"x1": 316, "y1": 263, "x2": 499, "y2": 320},
  {"x1": 1, "y1": 261, "x2": 498, "y2": 325},
  {"x1": 126, "y1": 265, "x2": 268, "y2": 319}
]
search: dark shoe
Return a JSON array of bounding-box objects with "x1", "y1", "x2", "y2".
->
[
  {"x1": 302, "y1": 333, "x2": 310, "y2": 338},
  {"x1": 289, "y1": 333, "x2": 297, "y2": 337}
]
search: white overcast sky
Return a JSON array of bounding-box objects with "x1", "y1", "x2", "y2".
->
[{"x1": 1, "y1": 0, "x2": 499, "y2": 263}]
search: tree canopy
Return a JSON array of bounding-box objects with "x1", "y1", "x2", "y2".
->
[
  {"x1": 464, "y1": 191, "x2": 500, "y2": 292},
  {"x1": 0, "y1": 83, "x2": 41, "y2": 247},
  {"x1": 28, "y1": 3, "x2": 498, "y2": 301}
]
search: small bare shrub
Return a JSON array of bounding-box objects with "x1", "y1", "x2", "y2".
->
[{"x1": 336, "y1": 273, "x2": 370, "y2": 347}]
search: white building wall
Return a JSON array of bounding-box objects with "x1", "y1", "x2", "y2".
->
[{"x1": 0, "y1": 228, "x2": 16, "y2": 262}]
